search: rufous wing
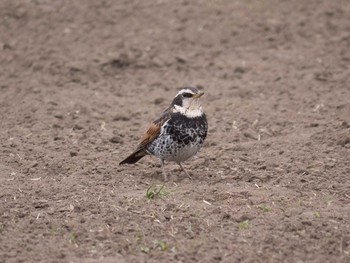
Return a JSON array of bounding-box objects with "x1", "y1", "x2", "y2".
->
[
  {"x1": 119, "y1": 112, "x2": 170, "y2": 165},
  {"x1": 138, "y1": 122, "x2": 162, "y2": 149}
]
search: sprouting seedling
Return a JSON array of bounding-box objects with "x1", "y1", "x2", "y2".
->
[
  {"x1": 238, "y1": 220, "x2": 251, "y2": 230},
  {"x1": 257, "y1": 204, "x2": 270, "y2": 212},
  {"x1": 140, "y1": 245, "x2": 150, "y2": 254},
  {"x1": 69, "y1": 232, "x2": 77, "y2": 244},
  {"x1": 155, "y1": 240, "x2": 168, "y2": 251},
  {"x1": 146, "y1": 185, "x2": 168, "y2": 199}
]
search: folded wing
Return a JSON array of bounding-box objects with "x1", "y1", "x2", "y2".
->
[{"x1": 119, "y1": 110, "x2": 172, "y2": 165}]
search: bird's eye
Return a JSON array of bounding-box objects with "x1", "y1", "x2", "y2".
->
[{"x1": 182, "y1": 93, "x2": 193, "y2": 98}]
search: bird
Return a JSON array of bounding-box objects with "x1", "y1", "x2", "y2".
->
[{"x1": 119, "y1": 87, "x2": 208, "y2": 181}]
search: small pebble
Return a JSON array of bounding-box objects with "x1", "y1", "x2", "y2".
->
[{"x1": 110, "y1": 136, "x2": 122, "y2": 144}]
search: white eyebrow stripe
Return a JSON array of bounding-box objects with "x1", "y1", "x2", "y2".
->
[{"x1": 175, "y1": 89, "x2": 195, "y2": 97}]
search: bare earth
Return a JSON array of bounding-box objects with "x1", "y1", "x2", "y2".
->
[{"x1": 1, "y1": 1, "x2": 350, "y2": 262}]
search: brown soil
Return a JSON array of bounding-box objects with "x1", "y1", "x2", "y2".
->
[{"x1": 1, "y1": 1, "x2": 350, "y2": 262}]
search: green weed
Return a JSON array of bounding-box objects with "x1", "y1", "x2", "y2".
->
[
  {"x1": 146, "y1": 185, "x2": 168, "y2": 199},
  {"x1": 238, "y1": 220, "x2": 251, "y2": 230},
  {"x1": 155, "y1": 240, "x2": 168, "y2": 251},
  {"x1": 257, "y1": 204, "x2": 270, "y2": 212},
  {"x1": 140, "y1": 245, "x2": 150, "y2": 254},
  {"x1": 68, "y1": 232, "x2": 77, "y2": 244}
]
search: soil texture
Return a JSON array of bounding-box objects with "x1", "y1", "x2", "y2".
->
[{"x1": 1, "y1": 0, "x2": 350, "y2": 262}]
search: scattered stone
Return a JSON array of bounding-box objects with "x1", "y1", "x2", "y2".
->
[
  {"x1": 54, "y1": 113, "x2": 63, "y2": 119},
  {"x1": 341, "y1": 121, "x2": 349, "y2": 128},
  {"x1": 52, "y1": 123, "x2": 62, "y2": 129},
  {"x1": 243, "y1": 130, "x2": 258, "y2": 140},
  {"x1": 32, "y1": 201, "x2": 49, "y2": 209},
  {"x1": 73, "y1": 124, "x2": 84, "y2": 130},
  {"x1": 234, "y1": 214, "x2": 254, "y2": 223},
  {"x1": 337, "y1": 136, "x2": 350, "y2": 147},
  {"x1": 175, "y1": 56, "x2": 186, "y2": 63},
  {"x1": 110, "y1": 136, "x2": 122, "y2": 144},
  {"x1": 314, "y1": 71, "x2": 332, "y2": 81},
  {"x1": 1, "y1": 43, "x2": 12, "y2": 50},
  {"x1": 234, "y1": 66, "x2": 247, "y2": 74},
  {"x1": 154, "y1": 97, "x2": 165, "y2": 105},
  {"x1": 70, "y1": 151, "x2": 78, "y2": 157},
  {"x1": 102, "y1": 53, "x2": 131, "y2": 69},
  {"x1": 28, "y1": 161, "x2": 38, "y2": 168},
  {"x1": 113, "y1": 115, "x2": 130, "y2": 121}
]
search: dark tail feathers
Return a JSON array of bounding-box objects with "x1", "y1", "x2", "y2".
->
[{"x1": 119, "y1": 149, "x2": 147, "y2": 165}]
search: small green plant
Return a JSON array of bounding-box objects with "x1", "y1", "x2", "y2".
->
[
  {"x1": 68, "y1": 232, "x2": 77, "y2": 244},
  {"x1": 257, "y1": 204, "x2": 270, "y2": 212},
  {"x1": 323, "y1": 195, "x2": 333, "y2": 207},
  {"x1": 238, "y1": 220, "x2": 251, "y2": 230},
  {"x1": 155, "y1": 240, "x2": 168, "y2": 251},
  {"x1": 0, "y1": 223, "x2": 4, "y2": 233},
  {"x1": 140, "y1": 245, "x2": 150, "y2": 254},
  {"x1": 146, "y1": 185, "x2": 168, "y2": 199},
  {"x1": 314, "y1": 211, "x2": 321, "y2": 218}
]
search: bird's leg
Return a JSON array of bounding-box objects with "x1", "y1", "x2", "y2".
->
[
  {"x1": 160, "y1": 159, "x2": 168, "y2": 181},
  {"x1": 178, "y1": 163, "x2": 192, "y2": 180}
]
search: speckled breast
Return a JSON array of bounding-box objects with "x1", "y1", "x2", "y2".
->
[{"x1": 147, "y1": 113, "x2": 208, "y2": 162}]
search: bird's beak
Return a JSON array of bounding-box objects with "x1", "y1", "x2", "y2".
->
[{"x1": 192, "y1": 91, "x2": 204, "y2": 99}]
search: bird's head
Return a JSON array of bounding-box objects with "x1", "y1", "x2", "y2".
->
[{"x1": 171, "y1": 87, "x2": 205, "y2": 118}]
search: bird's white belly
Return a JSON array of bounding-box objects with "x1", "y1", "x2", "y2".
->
[{"x1": 164, "y1": 144, "x2": 199, "y2": 163}]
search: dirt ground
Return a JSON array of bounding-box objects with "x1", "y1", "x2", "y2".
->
[{"x1": 1, "y1": 0, "x2": 350, "y2": 262}]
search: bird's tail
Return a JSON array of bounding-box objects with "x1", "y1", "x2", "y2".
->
[{"x1": 119, "y1": 149, "x2": 147, "y2": 165}]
